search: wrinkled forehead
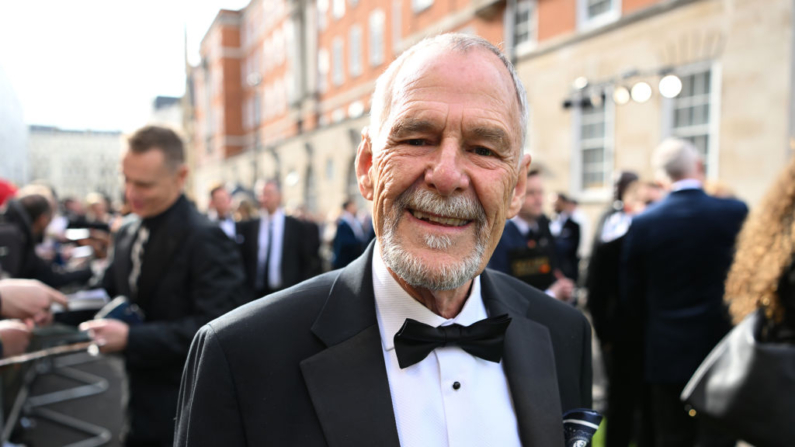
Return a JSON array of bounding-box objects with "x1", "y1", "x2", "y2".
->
[{"x1": 388, "y1": 47, "x2": 522, "y2": 139}]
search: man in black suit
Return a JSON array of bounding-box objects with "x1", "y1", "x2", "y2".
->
[
  {"x1": 207, "y1": 183, "x2": 236, "y2": 239},
  {"x1": 622, "y1": 138, "x2": 748, "y2": 447},
  {"x1": 489, "y1": 170, "x2": 575, "y2": 302},
  {"x1": 80, "y1": 126, "x2": 246, "y2": 447},
  {"x1": 551, "y1": 193, "x2": 581, "y2": 282},
  {"x1": 332, "y1": 198, "x2": 366, "y2": 269},
  {"x1": 235, "y1": 180, "x2": 313, "y2": 300},
  {"x1": 1, "y1": 193, "x2": 93, "y2": 287},
  {"x1": 175, "y1": 34, "x2": 592, "y2": 447}
]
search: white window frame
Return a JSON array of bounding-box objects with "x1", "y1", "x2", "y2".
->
[
  {"x1": 412, "y1": 0, "x2": 433, "y2": 13},
  {"x1": 571, "y1": 93, "x2": 615, "y2": 201},
  {"x1": 349, "y1": 25, "x2": 362, "y2": 78},
  {"x1": 332, "y1": 37, "x2": 344, "y2": 86},
  {"x1": 318, "y1": 47, "x2": 330, "y2": 94},
  {"x1": 510, "y1": 0, "x2": 538, "y2": 56},
  {"x1": 369, "y1": 9, "x2": 385, "y2": 67},
  {"x1": 317, "y1": 0, "x2": 329, "y2": 30},
  {"x1": 661, "y1": 61, "x2": 722, "y2": 180},
  {"x1": 333, "y1": 0, "x2": 345, "y2": 20},
  {"x1": 577, "y1": 0, "x2": 621, "y2": 32}
]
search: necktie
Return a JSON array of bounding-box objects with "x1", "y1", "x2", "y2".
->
[
  {"x1": 393, "y1": 314, "x2": 511, "y2": 369},
  {"x1": 128, "y1": 224, "x2": 149, "y2": 297},
  {"x1": 257, "y1": 217, "x2": 272, "y2": 292}
]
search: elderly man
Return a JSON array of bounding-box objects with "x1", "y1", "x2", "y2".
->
[
  {"x1": 175, "y1": 34, "x2": 592, "y2": 447},
  {"x1": 622, "y1": 138, "x2": 747, "y2": 447},
  {"x1": 80, "y1": 126, "x2": 246, "y2": 447}
]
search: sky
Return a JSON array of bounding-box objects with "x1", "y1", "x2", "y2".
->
[{"x1": 0, "y1": 0, "x2": 250, "y2": 132}]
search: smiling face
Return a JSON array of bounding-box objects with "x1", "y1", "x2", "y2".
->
[{"x1": 357, "y1": 47, "x2": 529, "y2": 290}]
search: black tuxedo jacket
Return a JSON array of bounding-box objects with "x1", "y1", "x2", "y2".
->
[
  {"x1": 236, "y1": 214, "x2": 312, "y2": 299},
  {"x1": 176, "y1": 242, "x2": 592, "y2": 446},
  {"x1": 102, "y1": 195, "x2": 247, "y2": 445}
]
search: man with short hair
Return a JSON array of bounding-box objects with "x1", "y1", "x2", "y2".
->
[
  {"x1": 488, "y1": 170, "x2": 575, "y2": 302},
  {"x1": 235, "y1": 179, "x2": 313, "y2": 300},
  {"x1": 80, "y1": 125, "x2": 246, "y2": 447},
  {"x1": 550, "y1": 192, "x2": 581, "y2": 282},
  {"x1": 207, "y1": 184, "x2": 236, "y2": 239},
  {"x1": 332, "y1": 198, "x2": 366, "y2": 269},
  {"x1": 622, "y1": 138, "x2": 747, "y2": 447},
  {"x1": 175, "y1": 34, "x2": 591, "y2": 446},
  {"x1": 1, "y1": 193, "x2": 93, "y2": 287}
]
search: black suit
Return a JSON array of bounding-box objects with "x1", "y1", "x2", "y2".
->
[
  {"x1": 587, "y1": 208, "x2": 653, "y2": 447},
  {"x1": 622, "y1": 188, "x2": 747, "y2": 447},
  {"x1": 235, "y1": 214, "x2": 312, "y2": 299},
  {"x1": 553, "y1": 215, "x2": 581, "y2": 282},
  {"x1": 175, "y1": 242, "x2": 592, "y2": 446},
  {"x1": 1, "y1": 199, "x2": 92, "y2": 287},
  {"x1": 101, "y1": 195, "x2": 246, "y2": 446}
]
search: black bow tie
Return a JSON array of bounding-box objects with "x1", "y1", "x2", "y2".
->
[{"x1": 393, "y1": 314, "x2": 512, "y2": 369}]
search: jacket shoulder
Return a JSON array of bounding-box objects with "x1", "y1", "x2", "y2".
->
[
  {"x1": 207, "y1": 271, "x2": 339, "y2": 340},
  {"x1": 485, "y1": 269, "x2": 589, "y2": 326}
]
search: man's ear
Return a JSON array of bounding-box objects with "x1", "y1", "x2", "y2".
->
[
  {"x1": 355, "y1": 127, "x2": 374, "y2": 201},
  {"x1": 507, "y1": 154, "x2": 532, "y2": 219},
  {"x1": 176, "y1": 164, "x2": 189, "y2": 189}
]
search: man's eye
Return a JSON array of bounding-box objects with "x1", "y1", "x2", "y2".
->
[
  {"x1": 474, "y1": 147, "x2": 494, "y2": 157},
  {"x1": 406, "y1": 139, "x2": 427, "y2": 146}
]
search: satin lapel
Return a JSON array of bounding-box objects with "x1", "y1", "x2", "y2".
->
[
  {"x1": 482, "y1": 271, "x2": 565, "y2": 447},
  {"x1": 136, "y1": 202, "x2": 188, "y2": 306},
  {"x1": 300, "y1": 241, "x2": 400, "y2": 447},
  {"x1": 115, "y1": 219, "x2": 139, "y2": 298}
]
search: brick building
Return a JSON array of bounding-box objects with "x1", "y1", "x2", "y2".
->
[{"x1": 188, "y1": 0, "x2": 793, "y2": 235}]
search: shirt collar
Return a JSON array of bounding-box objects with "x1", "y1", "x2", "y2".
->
[
  {"x1": 261, "y1": 207, "x2": 284, "y2": 221},
  {"x1": 142, "y1": 194, "x2": 185, "y2": 229},
  {"x1": 372, "y1": 244, "x2": 488, "y2": 352},
  {"x1": 671, "y1": 179, "x2": 703, "y2": 192},
  {"x1": 510, "y1": 216, "x2": 538, "y2": 236}
]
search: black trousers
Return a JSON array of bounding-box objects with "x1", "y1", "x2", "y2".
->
[
  {"x1": 605, "y1": 343, "x2": 654, "y2": 447},
  {"x1": 650, "y1": 383, "x2": 736, "y2": 447}
]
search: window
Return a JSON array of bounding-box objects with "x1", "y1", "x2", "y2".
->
[
  {"x1": 332, "y1": 37, "x2": 344, "y2": 86},
  {"x1": 333, "y1": 0, "x2": 345, "y2": 19},
  {"x1": 412, "y1": 0, "x2": 433, "y2": 13},
  {"x1": 349, "y1": 25, "x2": 362, "y2": 78},
  {"x1": 318, "y1": 48, "x2": 330, "y2": 93},
  {"x1": 369, "y1": 10, "x2": 385, "y2": 67},
  {"x1": 577, "y1": 0, "x2": 620, "y2": 30},
  {"x1": 317, "y1": 0, "x2": 328, "y2": 30},
  {"x1": 274, "y1": 28, "x2": 285, "y2": 66},
  {"x1": 253, "y1": 93, "x2": 261, "y2": 127},
  {"x1": 326, "y1": 159, "x2": 334, "y2": 180},
  {"x1": 577, "y1": 99, "x2": 613, "y2": 191},
  {"x1": 669, "y1": 68, "x2": 716, "y2": 175},
  {"x1": 513, "y1": 0, "x2": 537, "y2": 52}
]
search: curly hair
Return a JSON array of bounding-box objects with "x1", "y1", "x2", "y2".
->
[{"x1": 725, "y1": 156, "x2": 795, "y2": 324}]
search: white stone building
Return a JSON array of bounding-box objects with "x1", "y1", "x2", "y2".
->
[
  {"x1": 28, "y1": 126, "x2": 123, "y2": 202},
  {"x1": 0, "y1": 65, "x2": 29, "y2": 186}
]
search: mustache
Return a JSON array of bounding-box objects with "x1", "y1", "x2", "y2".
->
[{"x1": 395, "y1": 186, "x2": 486, "y2": 223}]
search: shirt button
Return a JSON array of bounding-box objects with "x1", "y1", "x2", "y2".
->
[{"x1": 452, "y1": 381, "x2": 461, "y2": 390}]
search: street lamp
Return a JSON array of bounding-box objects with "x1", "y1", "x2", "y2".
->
[{"x1": 659, "y1": 74, "x2": 683, "y2": 98}]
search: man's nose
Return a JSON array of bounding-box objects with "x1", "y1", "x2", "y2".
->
[{"x1": 424, "y1": 140, "x2": 469, "y2": 196}]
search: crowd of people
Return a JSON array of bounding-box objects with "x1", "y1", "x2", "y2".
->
[{"x1": 0, "y1": 32, "x2": 791, "y2": 447}]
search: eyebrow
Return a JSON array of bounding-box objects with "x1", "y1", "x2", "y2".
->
[
  {"x1": 469, "y1": 126, "x2": 510, "y2": 148},
  {"x1": 389, "y1": 119, "x2": 441, "y2": 139}
]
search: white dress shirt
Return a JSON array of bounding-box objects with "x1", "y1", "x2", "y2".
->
[
  {"x1": 671, "y1": 178, "x2": 703, "y2": 192},
  {"x1": 372, "y1": 246, "x2": 522, "y2": 447},
  {"x1": 510, "y1": 215, "x2": 537, "y2": 237},
  {"x1": 256, "y1": 208, "x2": 285, "y2": 290},
  {"x1": 218, "y1": 217, "x2": 236, "y2": 239}
]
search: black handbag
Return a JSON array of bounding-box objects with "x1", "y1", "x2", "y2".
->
[{"x1": 680, "y1": 308, "x2": 795, "y2": 446}]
